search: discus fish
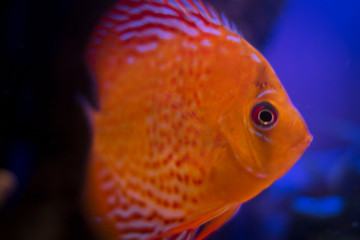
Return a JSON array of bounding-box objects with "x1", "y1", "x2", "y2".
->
[{"x1": 83, "y1": 0, "x2": 312, "y2": 239}]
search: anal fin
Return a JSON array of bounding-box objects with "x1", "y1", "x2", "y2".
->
[
  {"x1": 159, "y1": 228, "x2": 198, "y2": 240},
  {"x1": 195, "y1": 203, "x2": 241, "y2": 240}
]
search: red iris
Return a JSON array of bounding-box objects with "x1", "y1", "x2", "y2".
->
[{"x1": 251, "y1": 101, "x2": 278, "y2": 129}]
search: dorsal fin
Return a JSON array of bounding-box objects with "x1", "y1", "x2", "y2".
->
[
  {"x1": 93, "y1": 0, "x2": 241, "y2": 42},
  {"x1": 87, "y1": 0, "x2": 244, "y2": 60},
  {"x1": 171, "y1": 0, "x2": 240, "y2": 35}
]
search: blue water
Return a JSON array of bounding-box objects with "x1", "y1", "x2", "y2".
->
[
  {"x1": 210, "y1": 0, "x2": 360, "y2": 239},
  {"x1": 293, "y1": 196, "x2": 344, "y2": 217},
  {"x1": 265, "y1": 0, "x2": 360, "y2": 150}
]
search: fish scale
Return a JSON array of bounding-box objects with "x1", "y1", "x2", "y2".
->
[
  {"x1": 84, "y1": 0, "x2": 312, "y2": 239},
  {"x1": 88, "y1": 0, "x2": 240, "y2": 236}
]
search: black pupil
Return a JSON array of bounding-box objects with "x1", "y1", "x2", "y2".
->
[{"x1": 259, "y1": 110, "x2": 273, "y2": 124}]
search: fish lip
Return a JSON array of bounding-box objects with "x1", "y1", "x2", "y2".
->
[
  {"x1": 305, "y1": 133, "x2": 313, "y2": 147},
  {"x1": 271, "y1": 132, "x2": 313, "y2": 177},
  {"x1": 288, "y1": 131, "x2": 313, "y2": 154}
]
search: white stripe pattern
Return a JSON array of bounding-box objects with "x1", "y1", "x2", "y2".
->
[
  {"x1": 226, "y1": 35, "x2": 241, "y2": 42},
  {"x1": 115, "y1": 3, "x2": 179, "y2": 16},
  {"x1": 115, "y1": 15, "x2": 199, "y2": 36},
  {"x1": 91, "y1": 0, "x2": 244, "y2": 49},
  {"x1": 99, "y1": 166, "x2": 186, "y2": 236},
  {"x1": 189, "y1": 15, "x2": 221, "y2": 35},
  {"x1": 120, "y1": 28, "x2": 175, "y2": 40},
  {"x1": 136, "y1": 42, "x2": 158, "y2": 52}
]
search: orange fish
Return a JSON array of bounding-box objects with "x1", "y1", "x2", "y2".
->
[{"x1": 83, "y1": 0, "x2": 312, "y2": 239}]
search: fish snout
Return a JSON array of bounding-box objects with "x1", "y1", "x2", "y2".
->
[{"x1": 304, "y1": 133, "x2": 313, "y2": 147}]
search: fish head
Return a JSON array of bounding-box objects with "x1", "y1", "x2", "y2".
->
[
  {"x1": 242, "y1": 65, "x2": 312, "y2": 179},
  {"x1": 216, "y1": 44, "x2": 312, "y2": 197}
]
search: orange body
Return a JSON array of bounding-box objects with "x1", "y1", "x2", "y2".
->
[{"x1": 83, "y1": 1, "x2": 312, "y2": 239}]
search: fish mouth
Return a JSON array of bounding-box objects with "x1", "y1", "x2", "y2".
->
[
  {"x1": 272, "y1": 133, "x2": 312, "y2": 177},
  {"x1": 287, "y1": 131, "x2": 313, "y2": 156},
  {"x1": 304, "y1": 133, "x2": 313, "y2": 147},
  {"x1": 241, "y1": 125, "x2": 313, "y2": 179}
]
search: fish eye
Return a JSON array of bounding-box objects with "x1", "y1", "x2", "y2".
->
[{"x1": 251, "y1": 101, "x2": 278, "y2": 130}]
